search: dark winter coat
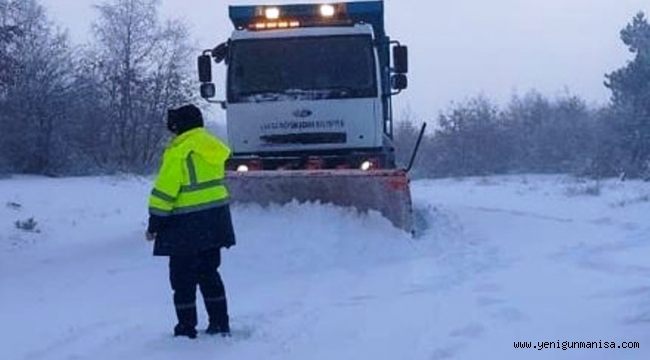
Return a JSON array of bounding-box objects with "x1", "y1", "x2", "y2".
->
[{"x1": 148, "y1": 205, "x2": 235, "y2": 256}]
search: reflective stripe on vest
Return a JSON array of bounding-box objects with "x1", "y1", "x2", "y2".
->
[
  {"x1": 151, "y1": 189, "x2": 176, "y2": 202},
  {"x1": 180, "y1": 179, "x2": 225, "y2": 192},
  {"x1": 149, "y1": 198, "x2": 230, "y2": 217},
  {"x1": 186, "y1": 152, "x2": 198, "y2": 185},
  {"x1": 182, "y1": 152, "x2": 226, "y2": 194}
]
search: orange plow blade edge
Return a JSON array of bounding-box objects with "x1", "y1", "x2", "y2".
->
[{"x1": 226, "y1": 169, "x2": 414, "y2": 233}]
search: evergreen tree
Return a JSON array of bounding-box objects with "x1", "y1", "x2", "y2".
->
[
  {"x1": 605, "y1": 12, "x2": 650, "y2": 178},
  {"x1": 433, "y1": 96, "x2": 510, "y2": 176}
]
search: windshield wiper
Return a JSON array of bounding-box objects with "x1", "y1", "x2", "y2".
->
[
  {"x1": 238, "y1": 92, "x2": 281, "y2": 102},
  {"x1": 323, "y1": 87, "x2": 358, "y2": 96}
]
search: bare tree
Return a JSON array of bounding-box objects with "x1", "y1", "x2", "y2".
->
[
  {"x1": 0, "y1": 0, "x2": 74, "y2": 174},
  {"x1": 0, "y1": 0, "x2": 20, "y2": 94},
  {"x1": 88, "y1": 0, "x2": 195, "y2": 172},
  {"x1": 393, "y1": 107, "x2": 423, "y2": 170}
]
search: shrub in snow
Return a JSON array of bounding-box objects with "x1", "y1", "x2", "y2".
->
[
  {"x1": 6, "y1": 202, "x2": 22, "y2": 210},
  {"x1": 613, "y1": 195, "x2": 650, "y2": 208},
  {"x1": 15, "y1": 218, "x2": 39, "y2": 233},
  {"x1": 565, "y1": 182, "x2": 602, "y2": 197},
  {"x1": 476, "y1": 177, "x2": 499, "y2": 186}
]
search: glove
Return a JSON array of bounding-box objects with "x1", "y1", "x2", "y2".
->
[{"x1": 147, "y1": 214, "x2": 166, "y2": 242}]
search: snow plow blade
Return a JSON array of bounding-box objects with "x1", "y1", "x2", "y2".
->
[{"x1": 226, "y1": 169, "x2": 414, "y2": 233}]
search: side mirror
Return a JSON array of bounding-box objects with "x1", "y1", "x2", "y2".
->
[
  {"x1": 393, "y1": 45, "x2": 408, "y2": 74},
  {"x1": 200, "y1": 83, "x2": 216, "y2": 99},
  {"x1": 212, "y1": 42, "x2": 229, "y2": 64},
  {"x1": 198, "y1": 55, "x2": 212, "y2": 83},
  {"x1": 391, "y1": 74, "x2": 408, "y2": 91}
]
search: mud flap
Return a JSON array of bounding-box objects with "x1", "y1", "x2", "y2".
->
[{"x1": 226, "y1": 170, "x2": 414, "y2": 233}]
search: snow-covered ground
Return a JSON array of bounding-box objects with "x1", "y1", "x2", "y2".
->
[{"x1": 1, "y1": 175, "x2": 649, "y2": 359}]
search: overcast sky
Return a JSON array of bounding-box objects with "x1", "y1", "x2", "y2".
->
[{"x1": 41, "y1": 0, "x2": 648, "y2": 121}]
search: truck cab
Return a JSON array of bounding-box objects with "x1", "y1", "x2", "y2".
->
[{"x1": 199, "y1": 1, "x2": 408, "y2": 172}]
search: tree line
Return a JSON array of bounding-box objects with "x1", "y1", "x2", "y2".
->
[
  {"x1": 0, "y1": 1, "x2": 648, "y2": 180},
  {"x1": 0, "y1": 0, "x2": 194, "y2": 175},
  {"x1": 395, "y1": 12, "x2": 650, "y2": 180}
]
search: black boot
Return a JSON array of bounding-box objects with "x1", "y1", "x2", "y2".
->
[
  {"x1": 206, "y1": 321, "x2": 231, "y2": 337},
  {"x1": 174, "y1": 306, "x2": 198, "y2": 339},
  {"x1": 174, "y1": 324, "x2": 198, "y2": 339}
]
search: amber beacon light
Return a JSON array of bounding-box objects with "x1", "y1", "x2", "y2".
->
[
  {"x1": 320, "y1": 4, "x2": 336, "y2": 17},
  {"x1": 264, "y1": 7, "x2": 280, "y2": 19}
]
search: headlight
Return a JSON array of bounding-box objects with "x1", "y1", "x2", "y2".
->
[
  {"x1": 320, "y1": 4, "x2": 336, "y2": 17},
  {"x1": 360, "y1": 161, "x2": 372, "y2": 171},
  {"x1": 265, "y1": 7, "x2": 280, "y2": 20},
  {"x1": 237, "y1": 165, "x2": 250, "y2": 173}
]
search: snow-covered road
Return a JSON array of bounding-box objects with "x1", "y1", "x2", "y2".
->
[{"x1": 1, "y1": 175, "x2": 649, "y2": 359}]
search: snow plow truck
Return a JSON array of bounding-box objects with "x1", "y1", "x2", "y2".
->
[{"x1": 197, "y1": 1, "x2": 424, "y2": 233}]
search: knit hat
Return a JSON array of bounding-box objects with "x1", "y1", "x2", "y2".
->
[{"x1": 167, "y1": 104, "x2": 204, "y2": 135}]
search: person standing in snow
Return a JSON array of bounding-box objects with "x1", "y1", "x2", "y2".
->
[{"x1": 146, "y1": 104, "x2": 236, "y2": 339}]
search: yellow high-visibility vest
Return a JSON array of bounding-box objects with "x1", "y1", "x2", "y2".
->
[{"x1": 149, "y1": 128, "x2": 231, "y2": 216}]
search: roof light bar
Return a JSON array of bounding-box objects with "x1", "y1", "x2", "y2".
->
[
  {"x1": 250, "y1": 20, "x2": 300, "y2": 31},
  {"x1": 232, "y1": 1, "x2": 385, "y2": 31}
]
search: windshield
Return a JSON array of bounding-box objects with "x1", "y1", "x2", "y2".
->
[{"x1": 228, "y1": 35, "x2": 377, "y2": 103}]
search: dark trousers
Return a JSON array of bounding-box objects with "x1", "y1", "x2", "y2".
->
[{"x1": 169, "y1": 249, "x2": 229, "y2": 329}]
